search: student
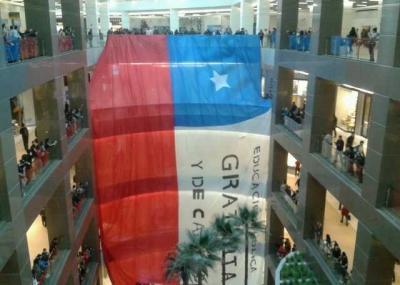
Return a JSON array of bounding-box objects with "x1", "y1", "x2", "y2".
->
[
  {"x1": 339, "y1": 252, "x2": 349, "y2": 280},
  {"x1": 368, "y1": 27, "x2": 379, "y2": 62},
  {"x1": 322, "y1": 133, "x2": 333, "y2": 160},
  {"x1": 295, "y1": 160, "x2": 301, "y2": 176},
  {"x1": 347, "y1": 27, "x2": 358, "y2": 53},
  {"x1": 334, "y1": 135, "x2": 344, "y2": 169},
  {"x1": 258, "y1": 29, "x2": 265, "y2": 46},
  {"x1": 354, "y1": 141, "x2": 366, "y2": 183},
  {"x1": 331, "y1": 242, "x2": 341, "y2": 259},
  {"x1": 340, "y1": 206, "x2": 350, "y2": 226}
]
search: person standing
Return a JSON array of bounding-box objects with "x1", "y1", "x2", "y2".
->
[
  {"x1": 87, "y1": 28, "x2": 93, "y2": 48},
  {"x1": 354, "y1": 141, "x2": 365, "y2": 183},
  {"x1": 295, "y1": 160, "x2": 301, "y2": 176},
  {"x1": 347, "y1": 27, "x2": 358, "y2": 54},
  {"x1": 334, "y1": 135, "x2": 344, "y2": 170},
  {"x1": 271, "y1": 27, "x2": 277, "y2": 48},
  {"x1": 258, "y1": 29, "x2": 265, "y2": 47},
  {"x1": 20, "y1": 123, "x2": 29, "y2": 152},
  {"x1": 322, "y1": 133, "x2": 333, "y2": 161},
  {"x1": 368, "y1": 27, "x2": 379, "y2": 62},
  {"x1": 340, "y1": 206, "x2": 350, "y2": 226}
]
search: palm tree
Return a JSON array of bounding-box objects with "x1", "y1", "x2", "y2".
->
[
  {"x1": 232, "y1": 206, "x2": 265, "y2": 285},
  {"x1": 212, "y1": 215, "x2": 243, "y2": 285},
  {"x1": 166, "y1": 229, "x2": 220, "y2": 285}
]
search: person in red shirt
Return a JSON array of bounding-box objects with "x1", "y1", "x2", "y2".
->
[{"x1": 340, "y1": 206, "x2": 350, "y2": 226}]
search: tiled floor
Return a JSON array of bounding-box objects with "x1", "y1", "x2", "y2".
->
[{"x1": 26, "y1": 215, "x2": 49, "y2": 267}]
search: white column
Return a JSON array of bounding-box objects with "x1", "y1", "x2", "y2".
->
[
  {"x1": 169, "y1": 9, "x2": 179, "y2": 32},
  {"x1": 121, "y1": 12, "x2": 130, "y2": 29},
  {"x1": 86, "y1": 0, "x2": 99, "y2": 36},
  {"x1": 240, "y1": 0, "x2": 254, "y2": 34},
  {"x1": 230, "y1": 6, "x2": 240, "y2": 33},
  {"x1": 98, "y1": 1, "x2": 110, "y2": 34},
  {"x1": 256, "y1": 0, "x2": 270, "y2": 32}
]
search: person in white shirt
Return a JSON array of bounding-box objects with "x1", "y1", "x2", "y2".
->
[
  {"x1": 368, "y1": 27, "x2": 379, "y2": 62},
  {"x1": 322, "y1": 133, "x2": 333, "y2": 161}
]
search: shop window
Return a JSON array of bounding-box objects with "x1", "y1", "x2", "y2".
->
[{"x1": 335, "y1": 86, "x2": 372, "y2": 138}]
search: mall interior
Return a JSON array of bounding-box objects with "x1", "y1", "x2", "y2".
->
[{"x1": 0, "y1": 0, "x2": 399, "y2": 284}]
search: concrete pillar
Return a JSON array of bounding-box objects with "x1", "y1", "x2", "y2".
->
[
  {"x1": 240, "y1": 0, "x2": 254, "y2": 34},
  {"x1": 351, "y1": 222, "x2": 395, "y2": 285},
  {"x1": 24, "y1": 0, "x2": 58, "y2": 56},
  {"x1": 310, "y1": 0, "x2": 343, "y2": 55},
  {"x1": 276, "y1": 0, "x2": 298, "y2": 49},
  {"x1": 256, "y1": 0, "x2": 270, "y2": 32},
  {"x1": 98, "y1": 1, "x2": 110, "y2": 35},
  {"x1": 362, "y1": 97, "x2": 400, "y2": 208},
  {"x1": 0, "y1": 250, "x2": 31, "y2": 285},
  {"x1": 377, "y1": 0, "x2": 400, "y2": 66},
  {"x1": 32, "y1": 79, "x2": 66, "y2": 160},
  {"x1": 230, "y1": 6, "x2": 240, "y2": 33},
  {"x1": 169, "y1": 9, "x2": 179, "y2": 32},
  {"x1": 85, "y1": 0, "x2": 99, "y2": 47},
  {"x1": 66, "y1": 68, "x2": 88, "y2": 129},
  {"x1": 61, "y1": 0, "x2": 85, "y2": 50},
  {"x1": 273, "y1": 67, "x2": 294, "y2": 125},
  {"x1": 298, "y1": 173, "x2": 326, "y2": 239},
  {"x1": 121, "y1": 12, "x2": 130, "y2": 29},
  {"x1": 268, "y1": 140, "x2": 288, "y2": 195},
  {"x1": 305, "y1": 76, "x2": 337, "y2": 153},
  {"x1": 266, "y1": 205, "x2": 284, "y2": 255},
  {"x1": 46, "y1": 181, "x2": 74, "y2": 250}
]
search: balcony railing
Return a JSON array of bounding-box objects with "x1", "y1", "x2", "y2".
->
[
  {"x1": 5, "y1": 36, "x2": 42, "y2": 63},
  {"x1": 288, "y1": 34, "x2": 311, "y2": 52},
  {"x1": 283, "y1": 115, "x2": 303, "y2": 138},
  {"x1": 58, "y1": 35, "x2": 74, "y2": 53},
  {"x1": 330, "y1": 36, "x2": 378, "y2": 62}
]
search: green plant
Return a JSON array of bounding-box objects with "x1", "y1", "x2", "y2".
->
[
  {"x1": 166, "y1": 229, "x2": 220, "y2": 285},
  {"x1": 212, "y1": 215, "x2": 243, "y2": 285},
  {"x1": 231, "y1": 206, "x2": 265, "y2": 285}
]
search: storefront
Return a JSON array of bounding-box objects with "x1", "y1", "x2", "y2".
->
[{"x1": 335, "y1": 85, "x2": 372, "y2": 138}]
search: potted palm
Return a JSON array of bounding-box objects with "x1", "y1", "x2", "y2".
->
[
  {"x1": 166, "y1": 229, "x2": 220, "y2": 285},
  {"x1": 231, "y1": 206, "x2": 265, "y2": 285},
  {"x1": 212, "y1": 215, "x2": 243, "y2": 285}
]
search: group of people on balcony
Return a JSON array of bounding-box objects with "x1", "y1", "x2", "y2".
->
[
  {"x1": 58, "y1": 26, "x2": 75, "y2": 52},
  {"x1": 280, "y1": 161, "x2": 301, "y2": 206},
  {"x1": 2, "y1": 24, "x2": 39, "y2": 63},
  {"x1": 77, "y1": 246, "x2": 94, "y2": 284},
  {"x1": 65, "y1": 99, "x2": 84, "y2": 139},
  {"x1": 32, "y1": 238, "x2": 59, "y2": 285},
  {"x1": 344, "y1": 26, "x2": 379, "y2": 61},
  {"x1": 71, "y1": 181, "x2": 89, "y2": 218},
  {"x1": 281, "y1": 101, "x2": 306, "y2": 125},
  {"x1": 315, "y1": 223, "x2": 349, "y2": 283},
  {"x1": 258, "y1": 28, "x2": 277, "y2": 48},
  {"x1": 17, "y1": 130, "x2": 58, "y2": 190},
  {"x1": 288, "y1": 29, "x2": 312, "y2": 51},
  {"x1": 322, "y1": 130, "x2": 365, "y2": 183},
  {"x1": 276, "y1": 238, "x2": 296, "y2": 259}
]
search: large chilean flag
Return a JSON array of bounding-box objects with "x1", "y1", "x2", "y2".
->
[{"x1": 90, "y1": 35, "x2": 271, "y2": 285}]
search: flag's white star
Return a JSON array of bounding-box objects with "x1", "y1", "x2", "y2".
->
[{"x1": 210, "y1": 70, "x2": 230, "y2": 92}]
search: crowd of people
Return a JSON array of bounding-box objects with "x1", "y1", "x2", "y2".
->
[
  {"x1": 281, "y1": 101, "x2": 306, "y2": 125},
  {"x1": 32, "y1": 238, "x2": 59, "y2": 285},
  {"x1": 322, "y1": 131, "x2": 365, "y2": 183},
  {"x1": 64, "y1": 98, "x2": 84, "y2": 139},
  {"x1": 2, "y1": 24, "x2": 40, "y2": 63},
  {"x1": 72, "y1": 181, "x2": 89, "y2": 218},
  {"x1": 345, "y1": 26, "x2": 379, "y2": 62},
  {"x1": 288, "y1": 30, "x2": 312, "y2": 51},
  {"x1": 77, "y1": 246, "x2": 94, "y2": 284},
  {"x1": 314, "y1": 223, "x2": 349, "y2": 283},
  {"x1": 17, "y1": 131, "x2": 58, "y2": 191},
  {"x1": 58, "y1": 26, "x2": 76, "y2": 52}
]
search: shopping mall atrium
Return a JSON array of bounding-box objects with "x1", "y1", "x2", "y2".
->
[{"x1": 0, "y1": 0, "x2": 399, "y2": 284}]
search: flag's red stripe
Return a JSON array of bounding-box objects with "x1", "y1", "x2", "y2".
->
[{"x1": 90, "y1": 35, "x2": 178, "y2": 285}]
